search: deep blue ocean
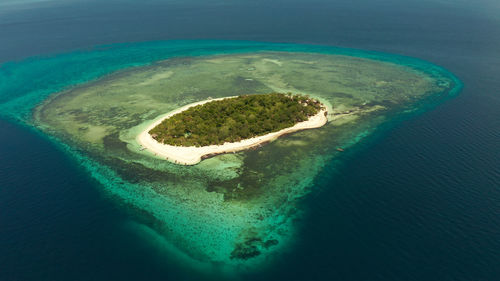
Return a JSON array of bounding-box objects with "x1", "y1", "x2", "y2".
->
[{"x1": 0, "y1": 0, "x2": 499, "y2": 280}]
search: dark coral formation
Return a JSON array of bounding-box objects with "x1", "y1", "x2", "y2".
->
[{"x1": 231, "y1": 236, "x2": 279, "y2": 260}]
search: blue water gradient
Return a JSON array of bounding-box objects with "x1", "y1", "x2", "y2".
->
[
  {"x1": 0, "y1": 40, "x2": 461, "y2": 124},
  {"x1": 1, "y1": 0, "x2": 499, "y2": 278},
  {"x1": 0, "y1": 40, "x2": 464, "y2": 278}
]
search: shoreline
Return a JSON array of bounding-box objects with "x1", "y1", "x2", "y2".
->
[{"x1": 137, "y1": 97, "x2": 328, "y2": 165}]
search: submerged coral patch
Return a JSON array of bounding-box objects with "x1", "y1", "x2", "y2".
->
[{"x1": 0, "y1": 41, "x2": 461, "y2": 273}]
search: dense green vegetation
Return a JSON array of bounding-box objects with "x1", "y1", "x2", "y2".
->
[{"x1": 149, "y1": 93, "x2": 325, "y2": 146}]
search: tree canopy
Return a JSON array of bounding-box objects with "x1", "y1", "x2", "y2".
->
[{"x1": 149, "y1": 93, "x2": 324, "y2": 147}]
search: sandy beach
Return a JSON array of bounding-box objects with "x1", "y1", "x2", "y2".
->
[{"x1": 137, "y1": 97, "x2": 328, "y2": 165}]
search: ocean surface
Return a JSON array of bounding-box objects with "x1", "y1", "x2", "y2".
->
[{"x1": 0, "y1": 1, "x2": 499, "y2": 280}]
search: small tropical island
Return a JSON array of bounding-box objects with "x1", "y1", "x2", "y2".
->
[
  {"x1": 31, "y1": 48, "x2": 458, "y2": 268},
  {"x1": 138, "y1": 93, "x2": 328, "y2": 165}
]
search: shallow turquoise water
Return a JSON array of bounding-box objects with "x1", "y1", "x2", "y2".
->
[
  {"x1": 0, "y1": 40, "x2": 461, "y2": 123},
  {"x1": 3, "y1": 0, "x2": 500, "y2": 279},
  {"x1": 0, "y1": 40, "x2": 462, "y2": 275}
]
